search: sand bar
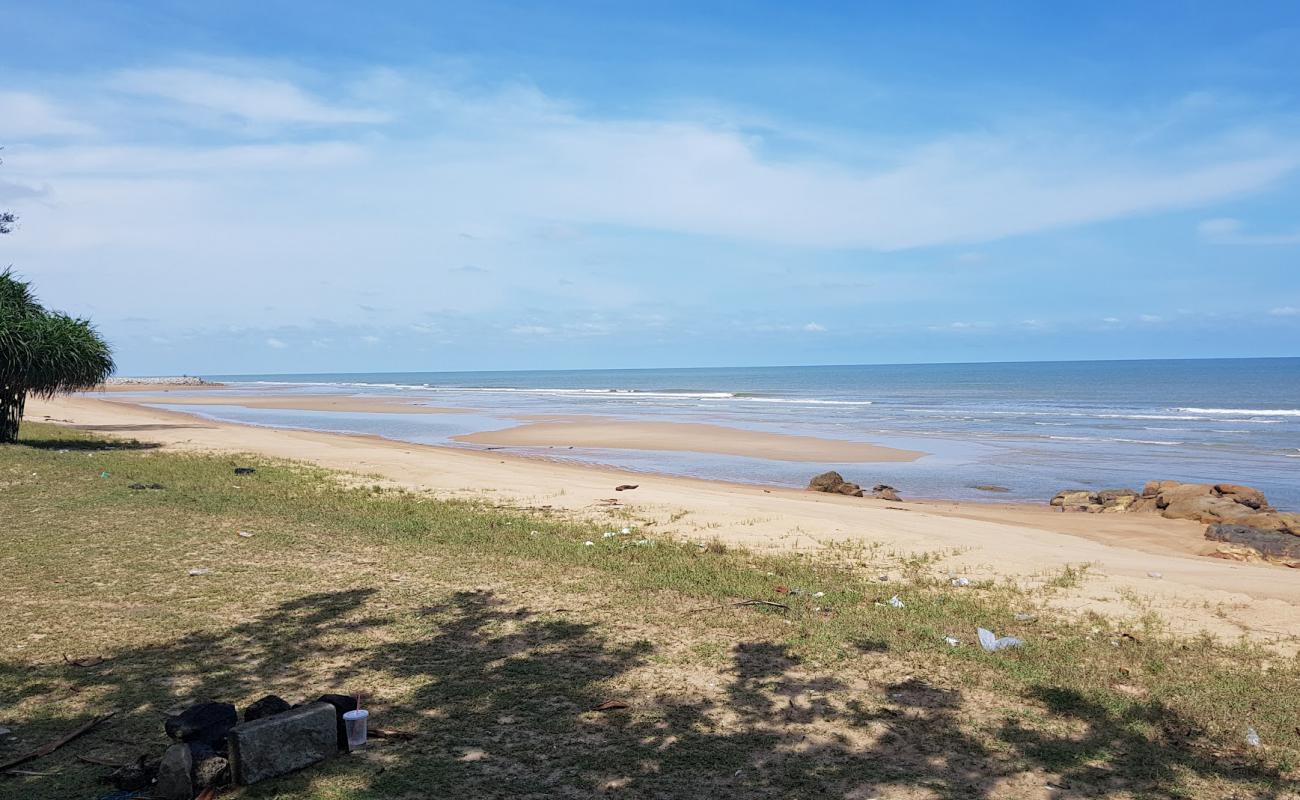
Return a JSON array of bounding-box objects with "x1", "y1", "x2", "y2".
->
[
  {"x1": 24, "y1": 394, "x2": 1300, "y2": 650},
  {"x1": 116, "y1": 394, "x2": 470, "y2": 415},
  {"x1": 455, "y1": 419, "x2": 925, "y2": 462}
]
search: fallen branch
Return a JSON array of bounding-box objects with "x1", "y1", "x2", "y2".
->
[
  {"x1": 0, "y1": 712, "x2": 115, "y2": 772},
  {"x1": 733, "y1": 599, "x2": 790, "y2": 611},
  {"x1": 76, "y1": 754, "x2": 128, "y2": 767},
  {"x1": 62, "y1": 654, "x2": 108, "y2": 668},
  {"x1": 369, "y1": 728, "x2": 417, "y2": 741}
]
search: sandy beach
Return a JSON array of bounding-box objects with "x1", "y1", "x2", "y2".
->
[
  {"x1": 454, "y1": 419, "x2": 926, "y2": 462},
  {"x1": 24, "y1": 392, "x2": 1300, "y2": 651}
]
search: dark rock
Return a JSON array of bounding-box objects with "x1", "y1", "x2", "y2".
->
[
  {"x1": 1205, "y1": 523, "x2": 1300, "y2": 564},
  {"x1": 227, "y1": 701, "x2": 337, "y2": 785},
  {"x1": 155, "y1": 743, "x2": 194, "y2": 800},
  {"x1": 808, "y1": 471, "x2": 864, "y2": 497},
  {"x1": 165, "y1": 701, "x2": 237, "y2": 748},
  {"x1": 190, "y1": 742, "x2": 230, "y2": 789},
  {"x1": 871, "y1": 484, "x2": 901, "y2": 501},
  {"x1": 317, "y1": 693, "x2": 359, "y2": 751},
  {"x1": 808, "y1": 471, "x2": 847, "y2": 492},
  {"x1": 244, "y1": 694, "x2": 292, "y2": 722},
  {"x1": 234, "y1": 467, "x2": 256, "y2": 475},
  {"x1": 971, "y1": 485, "x2": 1010, "y2": 493}
]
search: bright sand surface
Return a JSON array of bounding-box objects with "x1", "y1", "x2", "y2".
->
[
  {"x1": 454, "y1": 419, "x2": 925, "y2": 462},
  {"x1": 26, "y1": 394, "x2": 1300, "y2": 650},
  {"x1": 113, "y1": 393, "x2": 470, "y2": 415}
]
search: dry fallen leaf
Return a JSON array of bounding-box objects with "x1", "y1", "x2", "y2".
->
[{"x1": 591, "y1": 700, "x2": 629, "y2": 712}]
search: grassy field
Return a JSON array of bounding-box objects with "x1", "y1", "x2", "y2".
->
[{"x1": 1, "y1": 422, "x2": 1297, "y2": 799}]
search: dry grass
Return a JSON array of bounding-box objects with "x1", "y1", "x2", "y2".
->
[{"x1": 1, "y1": 423, "x2": 1297, "y2": 799}]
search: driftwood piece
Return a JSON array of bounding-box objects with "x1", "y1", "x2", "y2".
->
[{"x1": 0, "y1": 712, "x2": 115, "y2": 771}]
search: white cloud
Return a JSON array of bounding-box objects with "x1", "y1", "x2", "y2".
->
[
  {"x1": 510, "y1": 325, "x2": 554, "y2": 335},
  {"x1": 803, "y1": 322, "x2": 826, "y2": 332},
  {"x1": 265, "y1": 337, "x2": 288, "y2": 349},
  {"x1": 1139, "y1": 314, "x2": 1163, "y2": 323},
  {"x1": 1101, "y1": 317, "x2": 1120, "y2": 324},
  {"x1": 0, "y1": 92, "x2": 95, "y2": 138},
  {"x1": 1198, "y1": 216, "x2": 1300, "y2": 245},
  {"x1": 1270, "y1": 306, "x2": 1299, "y2": 316},
  {"x1": 110, "y1": 67, "x2": 390, "y2": 127},
  {"x1": 360, "y1": 335, "x2": 381, "y2": 344}
]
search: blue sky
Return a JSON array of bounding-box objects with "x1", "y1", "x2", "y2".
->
[{"x1": 1, "y1": 1, "x2": 1298, "y2": 375}]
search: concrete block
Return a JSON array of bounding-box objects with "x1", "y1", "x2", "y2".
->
[{"x1": 227, "y1": 701, "x2": 338, "y2": 785}]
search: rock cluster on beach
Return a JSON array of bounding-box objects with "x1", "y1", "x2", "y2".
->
[
  {"x1": 807, "y1": 472, "x2": 902, "y2": 500},
  {"x1": 1051, "y1": 480, "x2": 1300, "y2": 567}
]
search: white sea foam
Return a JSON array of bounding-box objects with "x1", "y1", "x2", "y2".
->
[
  {"x1": 1176, "y1": 407, "x2": 1300, "y2": 417},
  {"x1": 245, "y1": 381, "x2": 874, "y2": 405}
]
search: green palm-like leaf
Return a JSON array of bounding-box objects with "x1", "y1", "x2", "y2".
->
[{"x1": 1, "y1": 269, "x2": 115, "y2": 442}]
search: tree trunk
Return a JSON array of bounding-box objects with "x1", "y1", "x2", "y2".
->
[{"x1": 0, "y1": 385, "x2": 25, "y2": 444}]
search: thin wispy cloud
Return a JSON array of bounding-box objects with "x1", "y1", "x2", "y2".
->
[
  {"x1": 110, "y1": 67, "x2": 389, "y2": 128},
  {"x1": 1197, "y1": 217, "x2": 1300, "y2": 245}
]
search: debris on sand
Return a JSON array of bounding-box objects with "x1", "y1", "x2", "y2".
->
[
  {"x1": 614, "y1": 484, "x2": 638, "y2": 491},
  {"x1": 977, "y1": 627, "x2": 1024, "y2": 652}
]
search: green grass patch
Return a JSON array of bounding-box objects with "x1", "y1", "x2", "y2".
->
[{"x1": 1, "y1": 422, "x2": 1295, "y2": 799}]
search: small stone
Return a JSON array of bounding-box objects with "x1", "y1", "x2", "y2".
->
[
  {"x1": 155, "y1": 743, "x2": 194, "y2": 800},
  {"x1": 238, "y1": 530, "x2": 254, "y2": 538},
  {"x1": 191, "y1": 743, "x2": 230, "y2": 788},
  {"x1": 165, "y1": 702, "x2": 237, "y2": 748},
  {"x1": 243, "y1": 694, "x2": 291, "y2": 722}
]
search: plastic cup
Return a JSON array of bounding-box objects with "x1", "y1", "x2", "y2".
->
[{"x1": 342, "y1": 709, "x2": 369, "y2": 749}]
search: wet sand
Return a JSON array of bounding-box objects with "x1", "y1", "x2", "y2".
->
[{"x1": 454, "y1": 419, "x2": 926, "y2": 463}]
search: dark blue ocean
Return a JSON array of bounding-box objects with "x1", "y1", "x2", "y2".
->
[{"x1": 160, "y1": 358, "x2": 1299, "y2": 508}]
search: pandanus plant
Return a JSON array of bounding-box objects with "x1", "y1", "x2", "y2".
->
[{"x1": 0, "y1": 268, "x2": 114, "y2": 442}]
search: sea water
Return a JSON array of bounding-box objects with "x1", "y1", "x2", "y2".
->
[{"x1": 146, "y1": 358, "x2": 1298, "y2": 508}]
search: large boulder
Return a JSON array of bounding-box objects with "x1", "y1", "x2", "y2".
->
[
  {"x1": 1162, "y1": 495, "x2": 1259, "y2": 524},
  {"x1": 1205, "y1": 523, "x2": 1300, "y2": 566},
  {"x1": 1145, "y1": 480, "x2": 1277, "y2": 524},
  {"x1": 807, "y1": 471, "x2": 864, "y2": 497},
  {"x1": 1214, "y1": 483, "x2": 1271, "y2": 511},
  {"x1": 1155, "y1": 483, "x2": 1215, "y2": 508}
]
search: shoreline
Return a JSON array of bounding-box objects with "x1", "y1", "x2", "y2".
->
[{"x1": 22, "y1": 393, "x2": 1300, "y2": 650}]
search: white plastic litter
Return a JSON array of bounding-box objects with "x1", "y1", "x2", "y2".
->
[
  {"x1": 813, "y1": 591, "x2": 825, "y2": 598},
  {"x1": 621, "y1": 527, "x2": 631, "y2": 535},
  {"x1": 602, "y1": 531, "x2": 617, "y2": 539},
  {"x1": 188, "y1": 568, "x2": 212, "y2": 576},
  {"x1": 583, "y1": 541, "x2": 595, "y2": 547},
  {"x1": 944, "y1": 636, "x2": 960, "y2": 647},
  {"x1": 951, "y1": 577, "x2": 970, "y2": 587},
  {"x1": 977, "y1": 627, "x2": 1024, "y2": 652},
  {"x1": 237, "y1": 531, "x2": 254, "y2": 538},
  {"x1": 1147, "y1": 571, "x2": 1163, "y2": 579},
  {"x1": 888, "y1": 595, "x2": 905, "y2": 609},
  {"x1": 1246, "y1": 727, "x2": 1261, "y2": 748}
]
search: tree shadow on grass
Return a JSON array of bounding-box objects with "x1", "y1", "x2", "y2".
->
[
  {"x1": 1, "y1": 588, "x2": 1290, "y2": 800},
  {"x1": 16, "y1": 434, "x2": 162, "y2": 451}
]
